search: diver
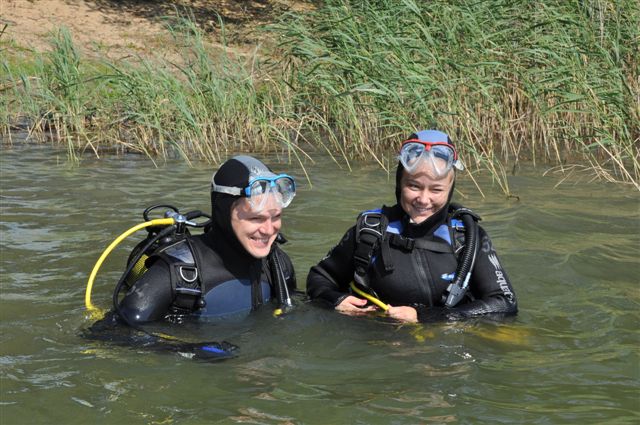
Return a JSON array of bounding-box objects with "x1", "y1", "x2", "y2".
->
[
  {"x1": 85, "y1": 156, "x2": 297, "y2": 358},
  {"x1": 116, "y1": 155, "x2": 297, "y2": 323},
  {"x1": 306, "y1": 130, "x2": 517, "y2": 323}
]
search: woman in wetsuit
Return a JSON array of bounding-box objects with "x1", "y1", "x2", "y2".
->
[
  {"x1": 118, "y1": 155, "x2": 297, "y2": 324},
  {"x1": 306, "y1": 130, "x2": 517, "y2": 323}
]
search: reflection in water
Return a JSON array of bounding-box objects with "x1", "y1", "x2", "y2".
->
[{"x1": 1, "y1": 144, "x2": 638, "y2": 424}]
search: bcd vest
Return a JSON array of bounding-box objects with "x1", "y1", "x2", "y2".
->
[
  {"x1": 353, "y1": 205, "x2": 478, "y2": 307},
  {"x1": 152, "y1": 236, "x2": 274, "y2": 319}
]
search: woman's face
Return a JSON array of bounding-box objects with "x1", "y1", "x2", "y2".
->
[
  {"x1": 230, "y1": 197, "x2": 282, "y2": 258},
  {"x1": 399, "y1": 161, "x2": 454, "y2": 224}
]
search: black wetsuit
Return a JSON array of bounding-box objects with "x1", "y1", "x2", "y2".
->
[
  {"x1": 117, "y1": 154, "x2": 300, "y2": 325},
  {"x1": 306, "y1": 204, "x2": 517, "y2": 321},
  {"x1": 86, "y1": 155, "x2": 296, "y2": 361},
  {"x1": 118, "y1": 230, "x2": 296, "y2": 324}
]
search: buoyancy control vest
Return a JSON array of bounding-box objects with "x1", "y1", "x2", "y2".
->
[
  {"x1": 352, "y1": 204, "x2": 480, "y2": 308},
  {"x1": 150, "y1": 234, "x2": 293, "y2": 319},
  {"x1": 114, "y1": 205, "x2": 293, "y2": 322}
]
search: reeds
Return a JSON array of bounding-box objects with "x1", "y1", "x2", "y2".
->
[
  {"x1": 2, "y1": 0, "x2": 638, "y2": 191},
  {"x1": 2, "y1": 20, "x2": 301, "y2": 161},
  {"x1": 271, "y1": 0, "x2": 639, "y2": 190}
]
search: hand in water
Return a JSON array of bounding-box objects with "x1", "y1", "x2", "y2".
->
[
  {"x1": 386, "y1": 305, "x2": 418, "y2": 323},
  {"x1": 336, "y1": 295, "x2": 378, "y2": 315}
]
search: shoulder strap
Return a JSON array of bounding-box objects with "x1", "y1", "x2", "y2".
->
[
  {"x1": 158, "y1": 237, "x2": 205, "y2": 312},
  {"x1": 353, "y1": 210, "x2": 393, "y2": 289}
]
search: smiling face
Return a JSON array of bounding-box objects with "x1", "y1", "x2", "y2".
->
[
  {"x1": 399, "y1": 159, "x2": 454, "y2": 224},
  {"x1": 230, "y1": 196, "x2": 282, "y2": 258}
]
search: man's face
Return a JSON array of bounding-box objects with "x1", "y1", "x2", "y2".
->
[{"x1": 230, "y1": 197, "x2": 282, "y2": 258}]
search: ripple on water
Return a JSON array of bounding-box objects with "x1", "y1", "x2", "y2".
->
[{"x1": 1, "y1": 146, "x2": 639, "y2": 424}]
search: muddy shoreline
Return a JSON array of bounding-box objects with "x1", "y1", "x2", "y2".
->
[{"x1": 1, "y1": 0, "x2": 314, "y2": 56}]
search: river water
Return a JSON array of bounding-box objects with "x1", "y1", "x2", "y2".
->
[{"x1": 1, "y1": 144, "x2": 638, "y2": 424}]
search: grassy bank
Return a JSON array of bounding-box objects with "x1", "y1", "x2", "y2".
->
[
  {"x1": 1, "y1": 21, "x2": 302, "y2": 166},
  {"x1": 2, "y1": 0, "x2": 639, "y2": 192}
]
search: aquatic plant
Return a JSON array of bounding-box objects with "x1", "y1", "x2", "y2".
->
[
  {"x1": 1, "y1": 0, "x2": 638, "y2": 191},
  {"x1": 272, "y1": 0, "x2": 639, "y2": 190}
]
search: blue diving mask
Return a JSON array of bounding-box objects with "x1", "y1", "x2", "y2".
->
[{"x1": 212, "y1": 174, "x2": 296, "y2": 212}]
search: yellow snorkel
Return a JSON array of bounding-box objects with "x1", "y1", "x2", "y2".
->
[
  {"x1": 349, "y1": 281, "x2": 389, "y2": 311},
  {"x1": 84, "y1": 217, "x2": 175, "y2": 320}
]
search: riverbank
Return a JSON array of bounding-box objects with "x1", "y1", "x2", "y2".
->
[
  {"x1": 0, "y1": 0, "x2": 314, "y2": 57},
  {"x1": 2, "y1": 0, "x2": 639, "y2": 192}
]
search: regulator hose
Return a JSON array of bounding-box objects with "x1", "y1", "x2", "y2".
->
[
  {"x1": 84, "y1": 211, "x2": 236, "y2": 359},
  {"x1": 85, "y1": 218, "x2": 175, "y2": 319},
  {"x1": 270, "y1": 248, "x2": 292, "y2": 316},
  {"x1": 444, "y1": 210, "x2": 479, "y2": 307}
]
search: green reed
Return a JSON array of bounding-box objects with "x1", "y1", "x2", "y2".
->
[
  {"x1": 271, "y1": 0, "x2": 640, "y2": 191},
  {"x1": 1, "y1": 1, "x2": 638, "y2": 192},
  {"x1": 2, "y1": 19, "x2": 303, "y2": 165}
]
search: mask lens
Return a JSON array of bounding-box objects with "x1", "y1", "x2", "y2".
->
[
  {"x1": 429, "y1": 145, "x2": 455, "y2": 176},
  {"x1": 245, "y1": 179, "x2": 269, "y2": 212},
  {"x1": 249, "y1": 179, "x2": 269, "y2": 197},
  {"x1": 274, "y1": 177, "x2": 295, "y2": 208},
  {"x1": 399, "y1": 142, "x2": 426, "y2": 173}
]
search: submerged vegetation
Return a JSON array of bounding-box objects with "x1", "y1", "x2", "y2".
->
[{"x1": 2, "y1": 0, "x2": 639, "y2": 192}]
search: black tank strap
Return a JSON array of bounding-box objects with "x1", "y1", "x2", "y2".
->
[
  {"x1": 413, "y1": 239, "x2": 454, "y2": 253},
  {"x1": 164, "y1": 237, "x2": 206, "y2": 312},
  {"x1": 387, "y1": 233, "x2": 453, "y2": 253},
  {"x1": 353, "y1": 211, "x2": 393, "y2": 288}
]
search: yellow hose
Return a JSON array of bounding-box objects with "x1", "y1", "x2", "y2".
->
[
  {"x1": 85, "y1": 218, "x2": 175, "y2": 319},
  {"x1": 349, "y1": 282, "x2": 389, "y2": 311}
]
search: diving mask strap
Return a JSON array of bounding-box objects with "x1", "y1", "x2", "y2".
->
[
  {"x1": 453, "y1": 158, "x2": 464, "y2": 171},
  {"x1": 211, "y1": 184, "x2": 242, "y2": 197}
]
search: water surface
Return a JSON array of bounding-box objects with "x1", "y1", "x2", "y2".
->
[{"x1": 1, "y1": 144, "x2": 638, "y2": 424}]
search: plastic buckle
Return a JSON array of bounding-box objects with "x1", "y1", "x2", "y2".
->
[{"x1": 405, "y1": 238, "x2": 415, "y2": 250}]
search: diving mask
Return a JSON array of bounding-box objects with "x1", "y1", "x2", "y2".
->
[
  {"x1": 212, "y1": 174, "x2": 296, "y2": 212},
  {"x1": 399, "y1": 139, "x2": 464, "y2": 177}
]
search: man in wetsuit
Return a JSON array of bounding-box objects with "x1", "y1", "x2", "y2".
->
[
  {"x1": 118, "y1": 155, "x2": 297, "y2": 323},
  {"x1": 306, "y1": 130, "x2": 517, "y2": 323}
]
